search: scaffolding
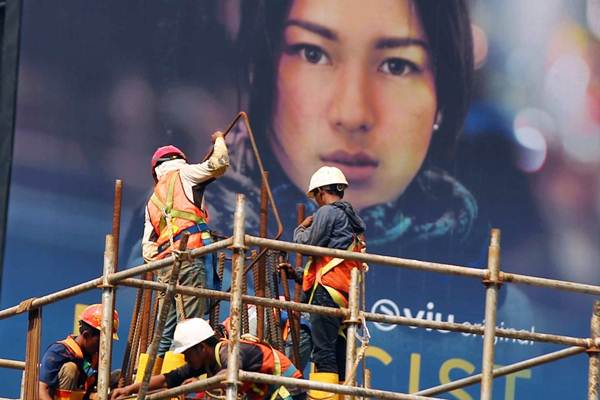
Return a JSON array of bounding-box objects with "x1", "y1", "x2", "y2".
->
[{"x1": 1, "y1": 193, "x2": 600, "y2": 399}]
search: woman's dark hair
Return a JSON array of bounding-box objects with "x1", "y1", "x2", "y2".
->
[{"x1": 240, "y1": 0, "x2": 473, "y2": 166}]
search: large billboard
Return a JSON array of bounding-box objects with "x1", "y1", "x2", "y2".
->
[{"x1": 1, "y1": 0, "x2": 599, "y2": 398}]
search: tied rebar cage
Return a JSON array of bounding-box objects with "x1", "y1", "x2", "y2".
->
[{"x1": 1, "y1": 193, "x2": 600, "y2": 399}]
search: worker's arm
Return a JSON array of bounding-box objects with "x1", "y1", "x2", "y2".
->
[
  {"x1": 179, "y1": 133, "x2": 230, "y2": 185},
  {"x1": 38, "y1": 382, "x2": 53, "y2": 400},
  {"x1": 293, "y1": 206, "x2": 335, "y2": 247},
  {"x1": 110, "y1": 374, "x2": 167, "y2": 399},
  {"x1": 141, "y1": 206, "x2": 158, "y2": 262}
]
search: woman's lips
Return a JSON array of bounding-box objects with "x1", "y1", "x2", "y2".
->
[{"x1": 320, "y1": 151, "x2": 379, "y2": 182}]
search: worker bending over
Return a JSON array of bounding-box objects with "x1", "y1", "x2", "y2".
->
[
  {"x1": 111, "y1": 318, "x2": 305, "y2": 400},
  {"x1": 143, "y1": 131, "x2": 229, "y2": 357},
  {"x1": 39, "y1": 304, "x2": 119, "y2": 400},
  {"x1": 294, "y1": 166, "x2": 366, "y2": 389}
]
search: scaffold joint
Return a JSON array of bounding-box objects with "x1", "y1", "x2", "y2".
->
[
  {"x1": 586, "y1": 346, "x2": 600, "y2": 355},
  {"x1": 482, "y1": 275, "x2": 503, "y2": 288}
]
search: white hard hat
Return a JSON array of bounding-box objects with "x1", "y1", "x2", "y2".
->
[
  {"x1": 172, "y1": 318, "x2": 215, "y2": 354},
  {"x1": 307, "y1": 166, "x2": 349, "y2": 197}
]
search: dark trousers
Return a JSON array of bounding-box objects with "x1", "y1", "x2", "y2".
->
[{"x1": 309, "y1": 285, "x2": 346, "y2": 379}]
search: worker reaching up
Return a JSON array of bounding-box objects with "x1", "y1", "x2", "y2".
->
[
  {"x1": 111, "y1": 318, "x2": 305, "y2": 400},
  {"x1": 143, "y1": 131, "x2": 229, "y2": 358},
  {"x1": 294, "y1": 166, "x2": 366, "y2": 392},
  {"x1": 39, "y1": 304, "x2": 119, "y2": 400}
]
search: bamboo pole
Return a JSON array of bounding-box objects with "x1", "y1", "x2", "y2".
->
[{"x1": 23, "y1": 307, "x2": 42, "y2": 400}]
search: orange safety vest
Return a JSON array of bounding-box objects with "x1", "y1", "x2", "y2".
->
[
  {"x1": 215, "y1": 337, "x2": 301, "y2": 400},
  {"x1": 303, "y1": 237, "x2": 365, "y2": 308},
  {"x1": 53, "y1": 337, "x2": 95, "y2": 400},
  {"x1": 147, "y1": 170, "x2": 211, "y2": 259}
]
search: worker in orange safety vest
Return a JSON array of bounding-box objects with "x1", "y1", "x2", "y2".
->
[
  {"x1": 293, "y1": 166, "x2": 366, "y2": 394},
  {"x1": 143, "y1": 131, "x2": 229, "y2": 358},
  {"x1": 38, "y1": 304, "x2": 119, "y2": 400},
  {"x1": 111, "y1": 318, "x2": 305, "y2": 400}
]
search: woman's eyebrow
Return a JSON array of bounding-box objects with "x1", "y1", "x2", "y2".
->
[
  {"x1": 375, "y1": 37, "x2": 429, "y2": 50},
  {"x1": 284, "y1": 19, "x2": 338, "y2": 41}
]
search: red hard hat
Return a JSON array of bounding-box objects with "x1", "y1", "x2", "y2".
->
[
  {"x1": 151, "y1": 145, "x2": 187, "y2": 171},
  {"x1": 80, "y1": 304, "x2": 119, "y2": 340}
]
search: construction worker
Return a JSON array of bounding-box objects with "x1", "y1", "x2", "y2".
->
[
  {"x1": 144, "y1": 131, "x2": 229, "y2": 358},
  {"x1": 294, "y1": 166, "x2": 366, "y2": 390},
  {"x1": 39, "y1": 304, "x2": 119, "y2": 400},
  {"x1": 111, "y1": 318, "x2": 305, "y2": 400}
]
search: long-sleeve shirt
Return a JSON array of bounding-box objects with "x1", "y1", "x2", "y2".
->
[
  {"x1": 293, "y1": 201, "x2": 365, "y2": 250},
  {"x1": 142, "y1": 137, "x2": 229, "y2": 262}
]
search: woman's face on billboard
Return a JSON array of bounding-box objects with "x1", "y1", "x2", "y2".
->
[{"x1": 272, "y1": 0, "x2": 437, "y2": 209}]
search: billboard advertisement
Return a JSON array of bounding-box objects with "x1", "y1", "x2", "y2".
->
[{"x1": 1, "y1": 0, "x2": 599, "y2": 398}]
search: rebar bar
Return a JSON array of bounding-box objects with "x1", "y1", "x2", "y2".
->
[
  {"x1": 112, "y1": 179, "x2": 123, "y2": 271},
  {"x1": 279, "y1": 252, "x2": 301, "y2": 368},
  {"x1": 98, "y1": 234, "x2": 117, "y2": 400},
  {"x1": 138, "y1": 233, "x2": 190, "y2": 400},
  {"x1": 416, "y1": 346, "x2": 585, "y2": 396},
  {"x1": 225, "y1": 194, "x2": 246, "y2": 400},
  {"x1": 257, "y1": 173, "x2": 269, "y2": 340},
  {"x1": 589, "y1": 301, "x2": 600, "y2": 400},
  {"x1": 480, "y1": 229, "x2": 501, "y2": 399},
  {"x1": 119, "y1": 285, "x2": 143, "y2": 387},
  {"x1": 345, "y1": 267, "x2": 361, "y2": 396}
]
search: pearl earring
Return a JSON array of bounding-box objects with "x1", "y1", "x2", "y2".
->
[{"x1": 433, "y1": 123, "x2": 440, "y2": 131}]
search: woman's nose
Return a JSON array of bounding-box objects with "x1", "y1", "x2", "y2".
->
[{"x1": 328, "y1": 64, "x2": 375, "y2": 136}]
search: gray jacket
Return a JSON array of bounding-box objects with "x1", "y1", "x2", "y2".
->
[{"x1": 294, "y1": 201, "x2": 365, "y2": 250}]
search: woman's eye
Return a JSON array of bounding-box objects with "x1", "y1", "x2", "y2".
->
[
  {"x1": 379, "y1": 58, "x2": 419, "y2": 76},
  {"x1": 288, "y1": 44, "x2": 330, "y2": 65}
]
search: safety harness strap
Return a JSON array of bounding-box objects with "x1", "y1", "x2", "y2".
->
[{"x1": 308, "y1": 241, "x2": 356, "y2": 308}]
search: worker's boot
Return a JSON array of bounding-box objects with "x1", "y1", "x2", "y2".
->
[{"x1": 308, "y1": 372, "x2": 339, "y2": 400}]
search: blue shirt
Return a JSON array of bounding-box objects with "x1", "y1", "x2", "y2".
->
[{"x1": 39, "y1": 337, "x2": 89, "y2": 389}]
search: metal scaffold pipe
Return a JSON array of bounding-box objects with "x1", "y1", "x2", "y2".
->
[
  {"x1": 98, "y1": 234, "x2": 116, "y2": 399},
  {"x1": 588, "y1": 301, "x2": 600, "y2": 400},
  {"x1": 415, "y1": 346, "x2": 585, "y2": 396},
  {"x1": 118, "y1": 277, "x2": 599, "y2": 349},
  {"x1": 225, "y1": 194, "x2": 246, "y2": 400},
  {"x1": 480, "y1": 229, "x2": 501, "y2": 400},
  {"x1": 0, "y1": 359, "x2": 25, "y2": 370},
  {"x1": 238, "y1": 371, "x2": 441, "y2": 400},
  {"x1": 344, "y1": 267, "x2": 361, "y2": 397}
]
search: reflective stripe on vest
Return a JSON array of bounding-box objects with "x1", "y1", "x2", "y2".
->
[
  {"x1": 215, "y1": 338, "x2": 298, "y2": 400},
  {"x1": 58, "y1": 336, "x2": 84, "y2": 360},
  {"x1": 148, "y1": 170, "x2": 209, "y2": 259}
]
